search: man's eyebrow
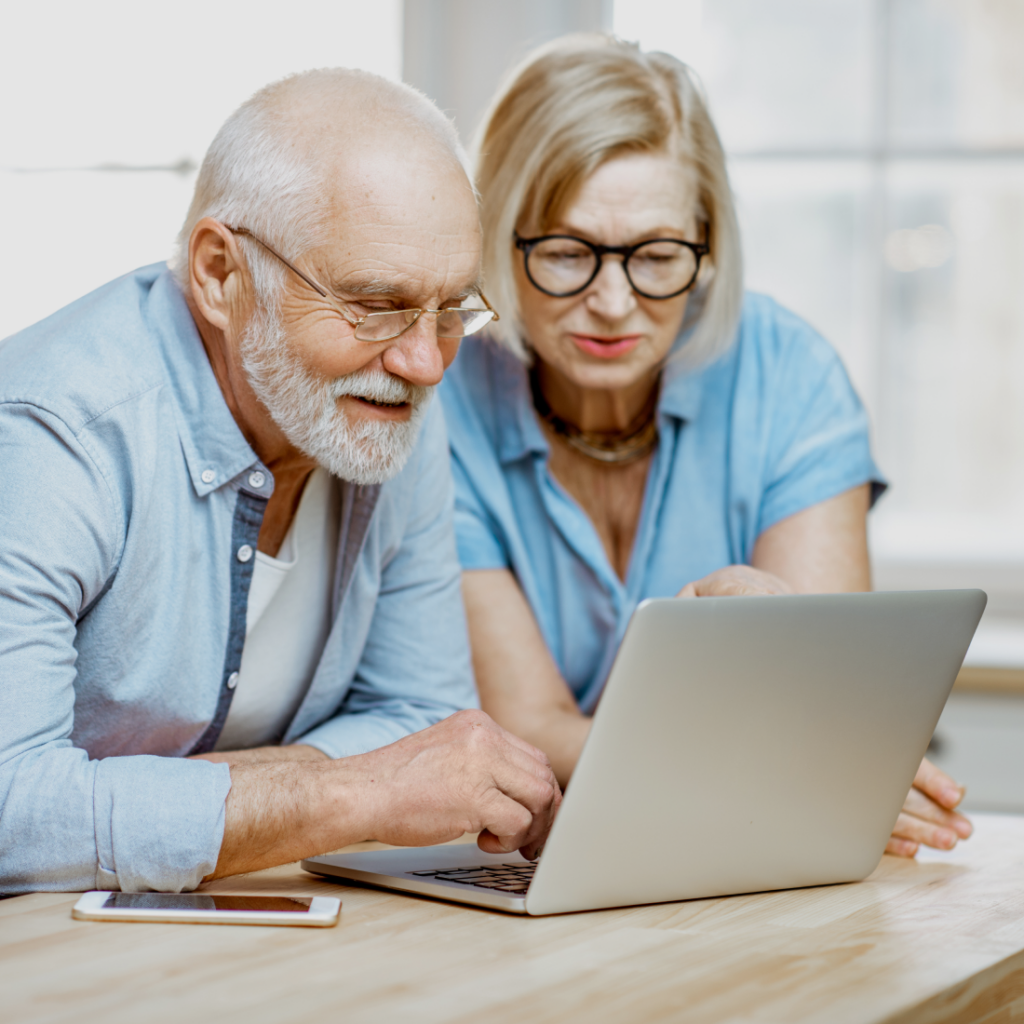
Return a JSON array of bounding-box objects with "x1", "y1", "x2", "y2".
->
[
  {"x1": 334, "y1": 274, "x2": 407, "y2": 299},
  {"x1": 333, "y1": 274, "x2": 485, "y2": 305}
]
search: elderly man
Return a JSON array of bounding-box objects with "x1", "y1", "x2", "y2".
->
[{"x1": 0, "y1": 69, "x2": 559, "y2": 894}]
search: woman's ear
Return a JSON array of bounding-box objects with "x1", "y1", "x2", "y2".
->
[{"x1": 188, "y1": 218, "x2": 247, "y2": 332}]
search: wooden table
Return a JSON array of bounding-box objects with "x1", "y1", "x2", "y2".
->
[
  {"x1": 955, "y1": 665, "x2": 1024, "y2": 695},
  {"x1": 5, "y1": 814, "x2": 1024, "y2": 1023}
]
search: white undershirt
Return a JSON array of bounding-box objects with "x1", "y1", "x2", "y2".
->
[{"x1": 215, "y1": 468, "x2": 340, "y2": 751}]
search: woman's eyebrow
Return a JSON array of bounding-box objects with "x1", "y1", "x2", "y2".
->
[{"x1": 549, "y1": 225, "x2": 694, "y2": 242}]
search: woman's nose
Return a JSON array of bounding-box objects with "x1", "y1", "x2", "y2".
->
[{"x1": 584, "y1": 257, "x2": 637, "y2": 322}]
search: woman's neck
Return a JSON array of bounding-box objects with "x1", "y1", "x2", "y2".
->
[{"x1": 535, "y1": 360, "x2": 659, "y2": 434}]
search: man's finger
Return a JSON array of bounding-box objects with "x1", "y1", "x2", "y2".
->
[
  {"x1": 488, "y1": 754, "x2": 560, "y2": 821},
  {"x1": 483, "y1": 754, "x2": 561, "y2": 859},
  {"x1": 492, "y1": 724, "x2": 557, "y2": 774},
  {"x1": 520, "y1": 782, "x2": 561, "y2": 860},
  {"x1": 475, "y1": 790, "x2": 538, "y2": 853},
  {"x1": 449, "y1": 709, "x2": 555, "y2": 777},
  {"x1": 491, "y1": 741, "x2": 562, "y2": 790},
  {"x1": 914, "y1": 756, "x2": 966, "y2": 810}
]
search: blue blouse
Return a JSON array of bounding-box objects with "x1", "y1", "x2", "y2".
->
[{"x1": 438, "y1": 293, "x2": 886, "y2": 713}]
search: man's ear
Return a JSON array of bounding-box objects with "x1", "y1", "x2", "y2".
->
[{"x1": 188, "y1": 218, "x2": 248, "y2": 332}]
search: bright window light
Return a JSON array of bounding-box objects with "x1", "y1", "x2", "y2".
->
[
  {"x1": 0, "y1": 0, "x2": 401, "y2": 341},
  {"x1": 613, "y1": 0, "x2": 704, "y2": 69}
]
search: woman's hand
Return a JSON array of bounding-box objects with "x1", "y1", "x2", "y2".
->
[
  {"x1": 676, "y1": 564, "x2": 793, "y2": 598},
  {"x1": 887, "y1": 757, "x2": 972, "y2": 857}
]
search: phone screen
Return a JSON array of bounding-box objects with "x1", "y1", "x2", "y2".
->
[{"x1": 102, "y1": 893, "x2": 314, "y2": 913}]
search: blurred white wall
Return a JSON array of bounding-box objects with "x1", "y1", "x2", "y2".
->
[
  {"x1": 0, "y1": 0, "x2": 400, "y2": 341},
  {"x1": 402, "y1": 0, "x2": 611, "y2": 140}
]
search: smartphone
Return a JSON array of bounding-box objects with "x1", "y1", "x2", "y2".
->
[{"x1": 72, "y1": 891, "x2": 341, "y2": 927}]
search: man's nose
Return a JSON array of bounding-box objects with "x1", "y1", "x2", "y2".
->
[
  {"x1": 380, "y1": 312, "x2": 447, "y2": 387},
  {"x1": 585, "y1": 257, "x2": 637, "y2": 322}
]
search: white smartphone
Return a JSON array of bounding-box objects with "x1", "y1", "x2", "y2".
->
[{"x1": 72, "y1": 891, "x2": 341, "y2": 927}]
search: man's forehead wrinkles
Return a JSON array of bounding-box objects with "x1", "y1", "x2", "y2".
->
[
  {"x1": 334, "y1": 264, "x2": 482, "y2": 305},
  {"x1": 328, "y1": 237, "x2": 477, "y2": 277},
  {"x1": 337, "y1": 239, "x2": 478, "y2": 264}
]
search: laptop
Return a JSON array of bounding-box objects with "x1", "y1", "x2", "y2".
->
[{"x1": 303, "y1": 590, "x2": 986, "y2": 915}]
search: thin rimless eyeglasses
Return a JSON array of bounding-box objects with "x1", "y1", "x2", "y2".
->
[{"x1": 226, "y1": 225, "x2": 499, "y2": 343}]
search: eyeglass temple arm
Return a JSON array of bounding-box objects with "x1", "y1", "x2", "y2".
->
[
  {"x1": 226, "y1": 226, "x2": 329, "y2": 298},
  {"x1": 478, "y1": 290, "x2": 500, "y2": 321},
  {"x1": 231, "y1": 224, "x2": 498, "y2": 323}
]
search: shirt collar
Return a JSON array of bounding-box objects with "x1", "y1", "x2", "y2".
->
[
  {"x1": 145, "y1": 268, "x2": 265, "y2": 498},
  {"x1": 658, "y1": 344, "x2": 705, "y2": 423},
  {"x1": 496, "y1": 352, "x2": 549, "y2": 465}
]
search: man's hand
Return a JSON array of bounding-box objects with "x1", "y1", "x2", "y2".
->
[
  {"x1": 886, "y1": 757, "x2": 972, "y2": 857},
  {"x1": 207, "y1": 709, "x2": 560, "y2": 879},
  {"x1": 342, "y1": 710, "x2": 561, "y2": 860},
  {"x1": 677, "y1": 565, "x2": 793, "y2": 598}
]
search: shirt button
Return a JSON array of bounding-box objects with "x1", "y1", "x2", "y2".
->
[
  {"x1": 248, "y1": 471, "x2": 266, "y2": 489},
  {"x1": 226, "y1": 672, "x2": 239, "y2": 690},
  {"x1": 236, "y1": 544, "x2": 254, "y2": 563},
  {"x1": 201, "y1": 469, "x2": 216, "y2": 485}
]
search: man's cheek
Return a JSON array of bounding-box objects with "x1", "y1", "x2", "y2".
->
[{"x1": 298, "y1": 325, "x2": 380, "y2": 379}]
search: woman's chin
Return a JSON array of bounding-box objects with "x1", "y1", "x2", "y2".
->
[{"x1": 540, "y1": 348, "x2": 661, "y2": 394}]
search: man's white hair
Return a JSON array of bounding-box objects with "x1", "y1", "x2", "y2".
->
[{"x1": 171, "y1": 67, "x2": 469, "y2": 299}]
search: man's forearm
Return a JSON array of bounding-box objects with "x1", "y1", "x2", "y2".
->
[
  {"x1": 205, "y1": 759, "x2": 368, "y2": 880},
  {"x1": 191, "y1": 744, "x2": 330, "y2": 766},
  {"x1": 204, "y1": 710, "x2": 562, "y2": 882}
]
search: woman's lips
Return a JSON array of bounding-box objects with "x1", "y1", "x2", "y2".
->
[{"x1": 569, "y1": 333, "x2": 643, "y2": 359}]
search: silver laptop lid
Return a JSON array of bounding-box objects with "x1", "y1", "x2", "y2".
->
[{"x1": 524, "y1": 590, "x2": 986, "y2": 915}]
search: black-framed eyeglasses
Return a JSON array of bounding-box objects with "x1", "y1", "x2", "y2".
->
[
  {"x1": 227, "y1": 225, "x2": 499, "y2": 342},
  {"x1": 514, "y1": 230, "x2": 709, "y2": 300}
]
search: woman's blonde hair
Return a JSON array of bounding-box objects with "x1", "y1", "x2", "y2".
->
[{"x1": 475, "y1": 34, "x2": 743, "y2": 367}]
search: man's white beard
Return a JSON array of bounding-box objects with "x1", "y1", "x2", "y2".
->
[{"x1": 240, "y1": 301, "x2": 433, "y2": 485}]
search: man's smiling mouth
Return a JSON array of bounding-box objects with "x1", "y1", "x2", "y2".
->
[{"x1": 354, "y1": 396, "x2": 408, "y2": 408}]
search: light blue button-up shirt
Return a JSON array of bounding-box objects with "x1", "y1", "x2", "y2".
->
[
  {"x1": 439, "y1": 293, "x2": 885, "y2": 713},
  {"x1": 0, "y1": 265, "x2": 476, "y2": 895}
]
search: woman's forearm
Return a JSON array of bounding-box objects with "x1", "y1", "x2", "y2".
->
[
  {"x1": 751, "y1": 484, "x2": 872, "y2": 593},
  {"x1": 463, "y1": 568, "x2": 590, "y2": 786},
  {"x1": 491, "y1": 704, "x2": 591, "y2": 788}
]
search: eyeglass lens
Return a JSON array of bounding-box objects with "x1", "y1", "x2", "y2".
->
[
  {"x1": 525, "y1": 238, "x2": 700, "y2": 298},
  {"x1": 353, "y1": 307, "x2": 496, "y2": 343}
]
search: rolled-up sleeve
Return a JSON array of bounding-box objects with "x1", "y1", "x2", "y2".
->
[
  {"x1": 0, "y1": 403, "x2": 230, "y2": 893},
  {"x1": 751, "y1": 308, "x2": 886, "y2": 538},
  {"x1": 298, "y1": 403, "x2": 478, "y2": 758}
]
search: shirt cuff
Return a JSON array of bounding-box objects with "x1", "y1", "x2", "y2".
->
[{"x1": 93, "y1": 755, "x2": 231, "y2": 892}]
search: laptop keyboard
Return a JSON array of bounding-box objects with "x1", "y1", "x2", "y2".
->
[{"x1": 407, "y1": 862, "x2": 536, "y2": 896}]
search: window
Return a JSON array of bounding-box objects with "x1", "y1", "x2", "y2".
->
[{"x1": 616, "y1": 0, "x2": 1024, "y2": 663}]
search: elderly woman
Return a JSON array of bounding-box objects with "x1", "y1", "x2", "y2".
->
[{"x1": 438, "y1": 35, "x2": 971, "y2": 857}]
